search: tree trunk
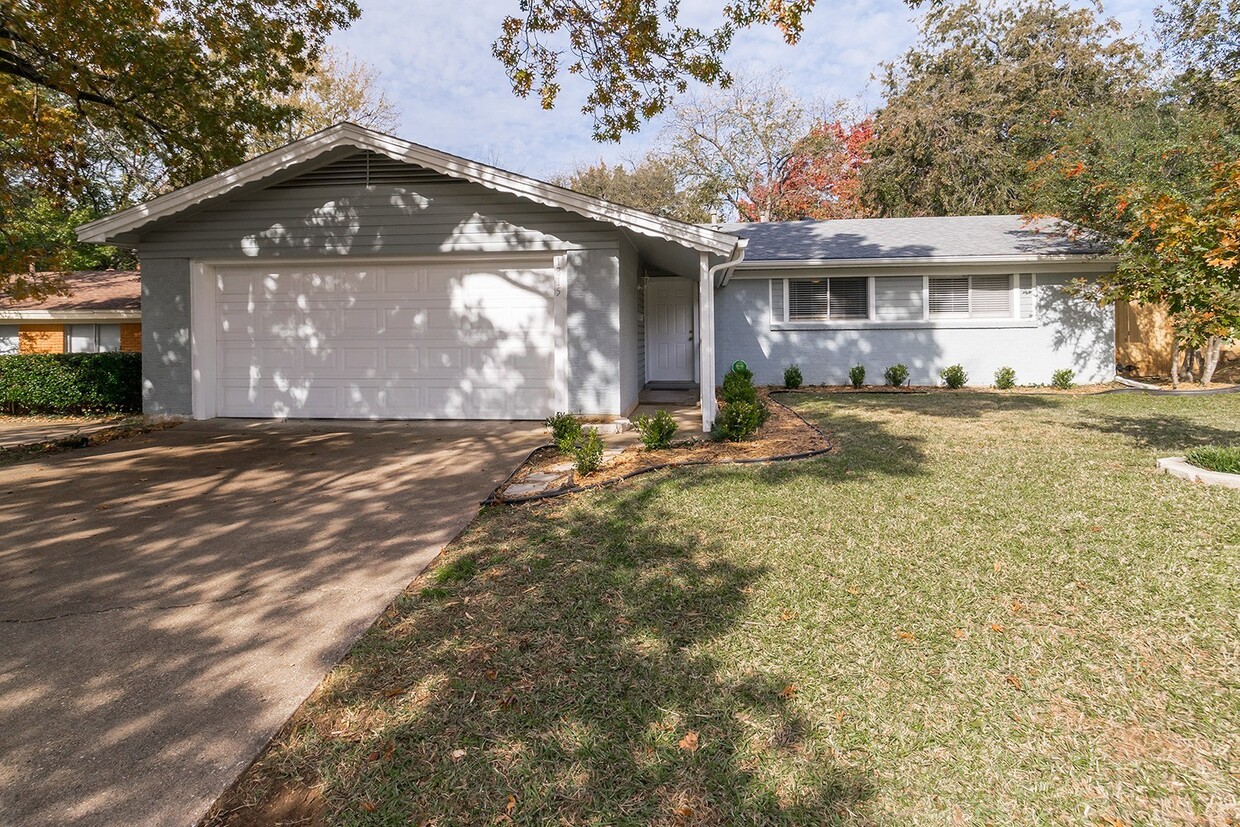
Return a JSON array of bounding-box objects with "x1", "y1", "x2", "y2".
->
[
  {"x1": 1200, "y1": 336, "x2": 1222, "y2": 385},
  {"x1": 1170, "y1": 338, "x2": 1180, "y2": 388}
]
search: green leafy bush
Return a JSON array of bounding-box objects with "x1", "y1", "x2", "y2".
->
[
  {"x1": 632, "y1": 409, "x2": 678, "y2": 449},
  {"x1": 1051, "y1": 369, "x2": 1075, "y2": 390},
  {"x1": 1185, "y1": 446, "x2": 1240, "y2": 475},
  {"x1": 884, "y1": 363, "x2": 910, "y2": 387},
  {"x1": 783, "y1": 364, "x2": 803, "y2": 389},
  {"x1": 848, "y1": 364, "x2": 866, "y2": 388},
  {"x1": 994, "y1": 366, "x2": 1017, "y2": 389},
  {"x1": 721, "y1": 365, "x2": 759, "y2": 406},
  {"x1": 0, "y1": 353, "x2": 141, "y2": 413},
  {"x1": 572, "y1": 428, "x2": 605, "y2": 475},
  {"x1": 939, "y1": 364, "x2": 968, "y2": 389},
  {"x1": 545, "y1": 411, "x2": 583, "y2": 454},
  {"x1": 712, "y1": 400, "x2": 767, "y2": 442}
]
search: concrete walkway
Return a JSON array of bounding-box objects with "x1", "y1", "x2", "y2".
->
[
  {"x1": 0, "y1": 419, "x2": 545, "y2": 827},
  {"x1": 0, "y1": 417, "x2": 129, "y2": 449}
]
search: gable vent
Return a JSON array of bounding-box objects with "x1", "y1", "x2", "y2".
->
[{"x1": 269, "y1": 151, "x2": 466, "y2": 189}]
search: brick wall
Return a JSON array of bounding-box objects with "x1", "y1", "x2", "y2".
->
[
  {"x1": 19, "y1": 324, "x2": 64, "y2": 354},
  {"x1": 120, "y1": 323, "x2": 142, "y2": 352}
]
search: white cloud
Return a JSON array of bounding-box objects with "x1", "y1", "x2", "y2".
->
[{"x1": 330, "y1": 0, "x2": 1159, "y2": 177}]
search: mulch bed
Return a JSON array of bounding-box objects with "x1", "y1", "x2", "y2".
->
[{"x1": 487, "y1": 390, "x2": 833, "y2": 504}]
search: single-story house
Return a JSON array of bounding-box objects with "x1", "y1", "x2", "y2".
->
[
  {"x1": 76, "y1": 123, "x2": 1116, "y2": 430},
  {"x1": 0, "y1": 270, "x2": 142, "y2": 355}
]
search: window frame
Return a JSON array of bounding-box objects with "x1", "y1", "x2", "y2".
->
[
  {"x1": 65, "y1": 323, "x2": 122, "y2": 354},
  {"x1": 770, "y1": 272, "x2": 1037, "y2": 329},
  {"x1": 0, "y1": 324, "x2": 18, "y2": 355}
]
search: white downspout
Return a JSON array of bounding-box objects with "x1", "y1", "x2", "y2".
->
[{"x1": 699, "y1": 239, "x2": 748, "y2": 432}]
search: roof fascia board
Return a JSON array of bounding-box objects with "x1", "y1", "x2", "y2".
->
[{"x1": 732, "y1": 254, "x2": 1118, "y2": 269}]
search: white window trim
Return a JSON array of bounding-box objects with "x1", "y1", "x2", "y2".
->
[
  {"x1": 65, "y1": 323, "x2": 122, "y2": 354},
  {"x1": 770, "y1": 273, "x2": 1038, "y2": 330}
]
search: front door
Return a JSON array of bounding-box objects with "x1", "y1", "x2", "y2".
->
[{"x1": 646, "y1": 277, "x2": 696, "y2": 383}]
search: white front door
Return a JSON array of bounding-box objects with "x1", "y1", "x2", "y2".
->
[{"x1": 646, "y1": 277, "x2": 696, "y2": 383}]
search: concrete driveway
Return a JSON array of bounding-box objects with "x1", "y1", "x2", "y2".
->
[{"x1": 0, "y1": 419, "x2": 545, "y2": 827}]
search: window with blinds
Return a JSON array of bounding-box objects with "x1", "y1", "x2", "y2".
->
[
  {"x1": 787, "y1": 277, "x2": 868, "y2": 321},
  {"x1": 770, "y1": 273, "x2": 1034, "y2": 325}
]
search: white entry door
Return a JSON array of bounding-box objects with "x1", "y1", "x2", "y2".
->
[
  {"x1": 210, "y1": 259, "x2": 563, "y2": 419},
  {"x1": 646, "y1": 277, "x2": 695, "y2": 382}
]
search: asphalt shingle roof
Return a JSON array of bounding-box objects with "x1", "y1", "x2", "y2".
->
[
  {"x1": 5, "y1": 270, "x2": 141, "y2": 311},
  {"x1": 711, "y1": 215, "x2": 1110, "y2": 262}
]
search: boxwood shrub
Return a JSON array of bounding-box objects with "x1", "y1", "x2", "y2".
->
[{"x1": 0, "y1": 353, "x2": 142, "y2": 413}]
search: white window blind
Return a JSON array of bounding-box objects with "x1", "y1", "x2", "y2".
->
[
  {"x1": 971, "y1": 275, "x2": 1013, "y2": 318},
  {"x1": 828, "y1": 277, "x2": 868, "y2": 319},
  {"x1": 787, "y1": 277, "x2": 868, "y2": 321},
  {"x1": 66, "y1": 324, "x2": 121, "y2": 353},
  {"x1": 0, "y1": 325, "x2": 17, "y2": 355},
  {"x1": 874, "y1": 276, "x2": 925, "y2": 321},
  {"x1": 929, "y1": 278, "x2": 970, "y2": 317}
]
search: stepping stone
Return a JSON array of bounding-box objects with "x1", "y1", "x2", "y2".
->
[
  {"x1": 546, "y1": 461, "x2": 574, "y2": 473},
  {"x1": 505, "y1": 482, "x2": 548, "y2": 498},
  {"x1": 525, "y1": 472, "x2": 562, "y2": 483}
]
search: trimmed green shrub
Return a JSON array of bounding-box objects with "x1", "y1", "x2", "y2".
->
[
  {"x1": 1185, "y1": 446, "x2": 1240, "y2": 475},
  {"x1": 783, "y1": 363, "x2": 803, "y2": 389},
  {"x1": 721, "y1": 365, "x2": 759, "y2": 406},
  {"x1": 1051, "y1": 369, "x2": 1075, "y2": 390},
  {"x1": 545, "y1": 411, "x2": 583, "y2": 454},
  {"x1": 572, "y1": 428, "x2": 605, "y2": 475},
  {"x1": 0, "y1": 353, "x2": 141, "y2": 413},
  {"x1": 848, "y1": 364, "x2": 866, "y2": 388},
  {"x1": 994, "y1": 366, "x2": 1017, "y2": 390},
  {"x1": 632, "y1": 409, "x2": 678, "y2": 449},
  {"x1": 884, "y1": 363, "x2": 910, "y2": 387},
  {"x1": 712, "y1": 400, "x2": 767, "y2": 442},
  {"x1": 939, "y1": 364, "x2": 968, "y2": 389}
]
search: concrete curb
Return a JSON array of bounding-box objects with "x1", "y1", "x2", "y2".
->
[{"x1": 1157, "y1": 456, "x2": 1240, "y2": 489}]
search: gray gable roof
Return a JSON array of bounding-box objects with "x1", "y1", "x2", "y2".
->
[{"x1": 711, "y1": 215, "x2": 1110, "y2": 262}]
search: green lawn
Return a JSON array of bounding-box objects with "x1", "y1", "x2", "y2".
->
[{"x1": 213, "y1": 393, "x2": 1240, "y2": 826}]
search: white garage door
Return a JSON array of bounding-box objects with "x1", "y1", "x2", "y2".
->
[{"x1": 214, "y1": 260, "x2": 562, "y2": 419}]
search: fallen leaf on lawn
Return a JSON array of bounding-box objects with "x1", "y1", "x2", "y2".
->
[
  {"x1": 485, "y1": 669, "x2": 498, "y2": 681},
  {"x1": 897, "y1": 630, "x2": 916, "y2": 641},
  {"x1": 993, "y1": 560, "x2": 1002, "y2": 572},
  {"x1": 1010, "y1": 601, "x2": 1024, "y2": 614},
  {"x1": 952, "y1": 628, "x2": 967, "y2": 640},
  {"x1": 1089, "y1": 526, "x2": 1103, "y2": 533},
  {"x1": 991, "y1": 623, "x2": 1005, "y2": 633},
  {"x1": 779, "y1": 610, "x2": 799, "y2": 622},
  {"x1": 365, "y1": 750, "x2": 380, "y2": 762},
  {"x1": 1005, "y1": 674, "x2": 1023, "y2": 691},
  {"x1": 779, "y1": 683, "x2": 798, "y2": 699},
  {"x1": 678, "y1": 731, "x2": 700, "y2": 752},
  {"x1": 847, "y1": 585, "x2": 860, "y2": 595},
  {"x1": 616, "y1": 616, "x2": 631, "y2": 625},
  {"x1": 834, "y1": 710, "x2": 845, "y2": 724},
  {"x1": 360, "y1": 801, "x2": 378, "y2": 813},
  {"x1": 451, "y1": 748, "x2": 468, "y2": 761},
  {"x1": 384, "y1": 686, "x2": 405, "y2": 698},
  {"x1": 384, "y1": 742, "x2": 396, "y2": 760},
  {"x1": 673, "y1": 806, "x2": 695, "y2": 818},
  {"x1": 506, "y1": 794, "x2": 518, "y2": 814}
]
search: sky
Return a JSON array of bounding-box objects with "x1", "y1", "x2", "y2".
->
[{"x1": 328, "y1": 0, "x2": 1160, "y2": 179}]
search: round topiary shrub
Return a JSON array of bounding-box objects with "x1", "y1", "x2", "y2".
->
[{"x1": 939, "y1": 364, "x2": 968, "y2": 389}]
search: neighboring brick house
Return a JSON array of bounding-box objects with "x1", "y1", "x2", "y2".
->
[{"x1": 0, "y1": 270, "x2": 141, "y2": 355}]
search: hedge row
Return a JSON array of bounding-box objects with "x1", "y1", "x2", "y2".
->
[{"x1": 0, "y1": 353, "x2": 142, "y2": 414}]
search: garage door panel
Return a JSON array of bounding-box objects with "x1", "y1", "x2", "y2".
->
[{"x1": 216, "y1": 261, "x2": 560, "y2": 419}]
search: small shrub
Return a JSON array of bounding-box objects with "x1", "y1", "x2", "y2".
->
[
  {"x1": 884, "y1": 363, "x2": 910, "y2": 387},
  {"x1": 939, "y1": 364, "x2": 968, "y2": 389},
  {"x1": 994, "y1": 366, "x2": 1017, "y2": 390},
  {"x1": 545, "y1": 411, "x2": 582, "y2": 454},
  {"x1": 712, "y1": 400, "x2": 767, "y2": 442},
  {"x1": 632, "y1": 409, "x2": 679, "y2": 449},
  {"x1": 721, "y1": 365, "x2": 758, "y2": 406},
  {"x1": 848, "y1": 364, "x2": 866, "y2": 388},
  {"x1": 1051, "y1": 368, "x2": 1075, "y2": 390},
  {"x1": 0, "y1": 353, "x2": 141, "y2": 413},
  {"x1": 783, "y1": 363, "x2": 803, "y2": 389},
  {"x1": 572, "y1": 428, "x2": 605, "y2": 475},
  {"x1": 1185, "y1": 446, "x2": 1240, "y2": 475}
]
